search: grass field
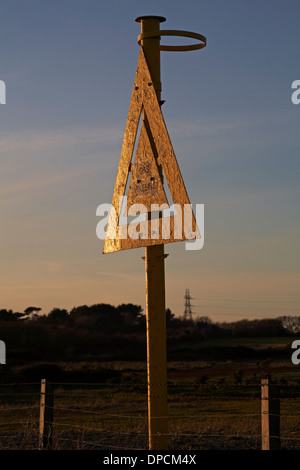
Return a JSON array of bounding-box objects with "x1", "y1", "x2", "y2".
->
[{"x1": 1, "y1": 356, "x2": 300, "y2": 450}]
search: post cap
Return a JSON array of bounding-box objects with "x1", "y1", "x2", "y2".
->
[{"x1": 135, "y1": 16, "x2": 166, "y2": 23}]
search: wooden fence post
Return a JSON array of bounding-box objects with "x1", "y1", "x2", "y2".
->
[
  {"x1": 39, "y1": 379, "x2": 54, "y2": 450},
  {"x1": 261, "y1": 378, "x2": 280, "y2": 450}
]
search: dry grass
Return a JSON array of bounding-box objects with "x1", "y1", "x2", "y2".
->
[{"x1": 1, "y1": 360, "x2": 300, "y2": 450}]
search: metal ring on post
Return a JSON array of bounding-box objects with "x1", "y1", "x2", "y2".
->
[{"x1": 137, "y1": 30, "x2": 206, "y2": 51}]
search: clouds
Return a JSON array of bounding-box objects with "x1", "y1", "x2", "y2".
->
[
  {"x1": 0, "y1": 125, "x2": 123, "y2": 205},
  {"x1": 167, "y1": 110, "x2": 290, "y2": 139},
  {"x1": 0, "y1": 125, "x2": 122, "y2": 158}
]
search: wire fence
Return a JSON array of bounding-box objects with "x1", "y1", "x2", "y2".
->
[{"x1": 0, "y1": 380, "x2": 300, "y2": 450}]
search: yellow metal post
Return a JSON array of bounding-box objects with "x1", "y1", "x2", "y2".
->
[
  {"x1": 104, "y1": 13, "x2": 206, "y2": 449},
  {"x1": 135, "y1": 15, "x2": 168, "y2": 451}
]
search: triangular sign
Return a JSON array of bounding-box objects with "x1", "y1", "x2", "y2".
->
[{"x1": 103, "y1": 48, "x2": 200, "y2": 253}]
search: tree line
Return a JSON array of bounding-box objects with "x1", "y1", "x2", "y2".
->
[
  {"x1": 0, "y1": 304, "x2": 298, "y2": 337},
  {"x1": 0, "y1": 304, "x2": 298, "y2": 380}
]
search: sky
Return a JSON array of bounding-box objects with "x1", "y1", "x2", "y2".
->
[{"x1": 0, "y1": 0, "x2": 299, "y2": 322}]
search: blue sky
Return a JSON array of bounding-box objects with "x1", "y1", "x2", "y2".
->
[{"x1": 0, "y1": 0, "x2": 299, "y2": 320}]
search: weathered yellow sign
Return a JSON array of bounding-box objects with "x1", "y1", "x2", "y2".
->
[{"x1": 103, "y1": 48, "x2": 199, "y2": 254}]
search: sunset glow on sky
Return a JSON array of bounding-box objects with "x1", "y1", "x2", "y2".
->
[{"x1": 1, "y1": 0, "x2": 299, "y2": 321}]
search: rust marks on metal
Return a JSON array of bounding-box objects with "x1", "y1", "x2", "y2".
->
[
  {"x1": 127, "y1": 121, "x2": 168, "y2": 212},
  {"x1": 103, "y1": 48, "x2": 199, "y2": 253}
]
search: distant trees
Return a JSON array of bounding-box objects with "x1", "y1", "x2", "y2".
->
[
  {"x1": 24, "y1": 306, "x2": 41, "y2": 316},
  {"x1": 0, "y1": 307, "x2": 43, "y2": 322},
  {"x1": 279, "y1": 316, "x2": 300, "y2": 334},
  {"x1": 0, "y1": 303, "x2": 297, "y2": 339},
  {"x1": 0, "y1": 303, "x2": 296, "y2": 368},
  {"x1": 0, "y1": 309, "x2": 19, "y2": 321},
  {"x1": 46, "y1": 308, "x2": 69, "y2": 324},
  {"x1": 68, "y1": 303, "x2": 144, "y2": 333},
  {"x1": 192, "y1": 316, "x2": 226, "y2": 340},
  {"x1": 35, "y1": 303, "x2": 146, "y2": 333},
  {"x1": 117, "y1": 303, "x2": 144, "y2": 326},
  {"x1": 166, "y1": 308, "x2": 175, "y2": 327},
  {"x1": 0, "y1": 309, "x2": 28, "y2": 321},
  {"x1": 218, "y1": 318, "x2": 287, "y2": 338}
]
